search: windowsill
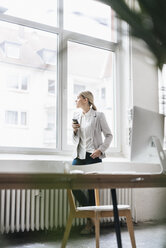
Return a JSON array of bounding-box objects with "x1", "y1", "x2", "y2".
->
[
  {"x1": 0, "y1": 153, "x2": 162, "y2": 174},
  {"x1": 0, "y1": 153, "x2": 129, "y2": 162},
  {"x1": 0, "y1": 153, "x2": 72, "y2": 161}
]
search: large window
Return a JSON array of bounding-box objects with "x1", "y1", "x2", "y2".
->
[
  {"x1": 67, "y1": 42, "x2": 117, "y2": 148},
  {"x1": 0, "y1": 0, "x2": 119, "y2": 153}
]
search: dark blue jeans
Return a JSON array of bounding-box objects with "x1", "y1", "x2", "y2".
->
[{"x1": 72, "y1": 152, "x2": 102, "y2": 206}]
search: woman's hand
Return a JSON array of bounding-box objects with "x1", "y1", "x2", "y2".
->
[
  {"x1": 72, "y1": 123, "x2": 80, "y2": 134},
  {"x1": 90, "y1": 149, "x2": 102, "y2": 159}
]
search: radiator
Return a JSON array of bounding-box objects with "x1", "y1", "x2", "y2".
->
[{"x1": 0, "y1": 188, "x2": 134, "y2": 234}]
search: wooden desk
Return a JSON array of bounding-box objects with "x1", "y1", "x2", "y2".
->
[
  {"x1": 0, "y1": 172, "x2": 166, "y2": 248},
  {"x1": 0, "y1": 172, "x2": 165, "y2": 189}
]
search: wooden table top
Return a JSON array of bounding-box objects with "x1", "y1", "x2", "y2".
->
[{"x1": 0, "y1": 172, "x2": 166, "y2": 189}]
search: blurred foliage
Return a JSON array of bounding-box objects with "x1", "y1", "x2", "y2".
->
[{"x1": 100, "y1": 0, "x2": 166, "y2": 70}]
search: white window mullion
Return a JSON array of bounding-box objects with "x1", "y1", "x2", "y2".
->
[
  {"x1": 61, "y1": 38, "x2": 68, "y2": 151},
  {"x1": 56, "y1": 0, "x2": 64, "y2": 151},
  {"x1": 0, "y1": 13, "x2": 60, "y2": 35},
  {"x1": 63, "y1": 30, "x2": 117, "y2": 52}
]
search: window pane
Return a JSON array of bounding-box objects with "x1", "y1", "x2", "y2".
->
[
  {"x1": 4, "y1": 41, "x2": 21, "y2": 59},
  {"x1": 21, "y1": 112, "x2": 27, "y2": 126},
  {"x1": 21, "y1": 76, "x2": 28, "y2": 91},
  {"x1": 0, "y1": 21, "x2": 57, "y2": 148},
  {"x1": 6, "y1": 74, "x2": 19, "y2": 89},
  {"x1": 64, "y1": 0, "x2": 117, "y2": 42},
  {"x1": 5, "y1": 111, "x2": 18, "y2": 125},
  {"x1": 67, "y1": 41, "x2": 117, "y2": 147},
  {"x1": 0, "y1": 0, "x2": 57, "y2": 27}
]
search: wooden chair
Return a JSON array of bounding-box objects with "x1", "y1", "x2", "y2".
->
[{"x1": 61, "y1": 189, "x2": 136, "y2": 248}]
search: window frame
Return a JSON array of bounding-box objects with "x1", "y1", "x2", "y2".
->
[
  {"x1": 0, "y1": 0, "x2": 121, "y2": 155},
  {"x1": 61, "y1": 34, "x2": 120, "y2": 153}
]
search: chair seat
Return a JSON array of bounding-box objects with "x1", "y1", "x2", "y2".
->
[{"x1": 77, "y1": 205, "x2": 130, "y2": 212}]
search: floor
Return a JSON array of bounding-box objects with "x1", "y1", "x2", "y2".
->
[{"x1": 0, "y1": 221, "x2": 166, "y2": 248}]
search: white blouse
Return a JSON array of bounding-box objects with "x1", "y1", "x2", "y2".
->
[{"x1": 78, "y1": 108, "x2": 95, "y2": 159}]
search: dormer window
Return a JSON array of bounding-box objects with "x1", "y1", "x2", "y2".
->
[
  {"x1": 0, "y1": 41, "x2": 21, "y2": 59},
  {"x1": 37, "y1": 48, "x2": 56, "y2": 65}
]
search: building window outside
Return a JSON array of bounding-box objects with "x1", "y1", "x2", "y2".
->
[
  {"x1": 37, "y1": 49, "x2": 57, "y2": 65},
  {"x1": 21, "y1": 76, "x2": 28, "y2": 91},
  {"x1": 48, "y1": 80, "x2": 55, "y2": 94},
  {"x1": 21, "y1": 111, "x2": 27, "y2": 126},
  {"x1": 5, "y1": 42, "x2": 21, "y2": 59},
  {"x1": 6, "y1": 74, "x2": 19, "y2": 90},
  {"x1": 0, "y1": 41, "x2": 21, "y2": 59},
  {"x1": 5, "y1": 111, "x2": 18, "y2": 125},
  {"x1": 6, "y1": 73, "x2": 29, "y2": 91},
  {"x1": 0, "y1": 0, "x2": 119, "y2": 153},
  {"x1": 5, "y1": 110, "x2": 27, "y2": 127}
]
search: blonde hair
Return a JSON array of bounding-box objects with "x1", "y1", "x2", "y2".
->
[{"x1": 79, "y1": 91, "x2": 97, "y2": 111}]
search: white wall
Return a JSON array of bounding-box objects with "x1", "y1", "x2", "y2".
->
[
  {"x1": 131, "y1": 39, "x2": 166, "y2": 221},
  {"x1": 132, "y1": 40, "x2": 159, "y2": 112},
  {"x1": 133, "y1": 188, "x2": 166, "y2": 222}
]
